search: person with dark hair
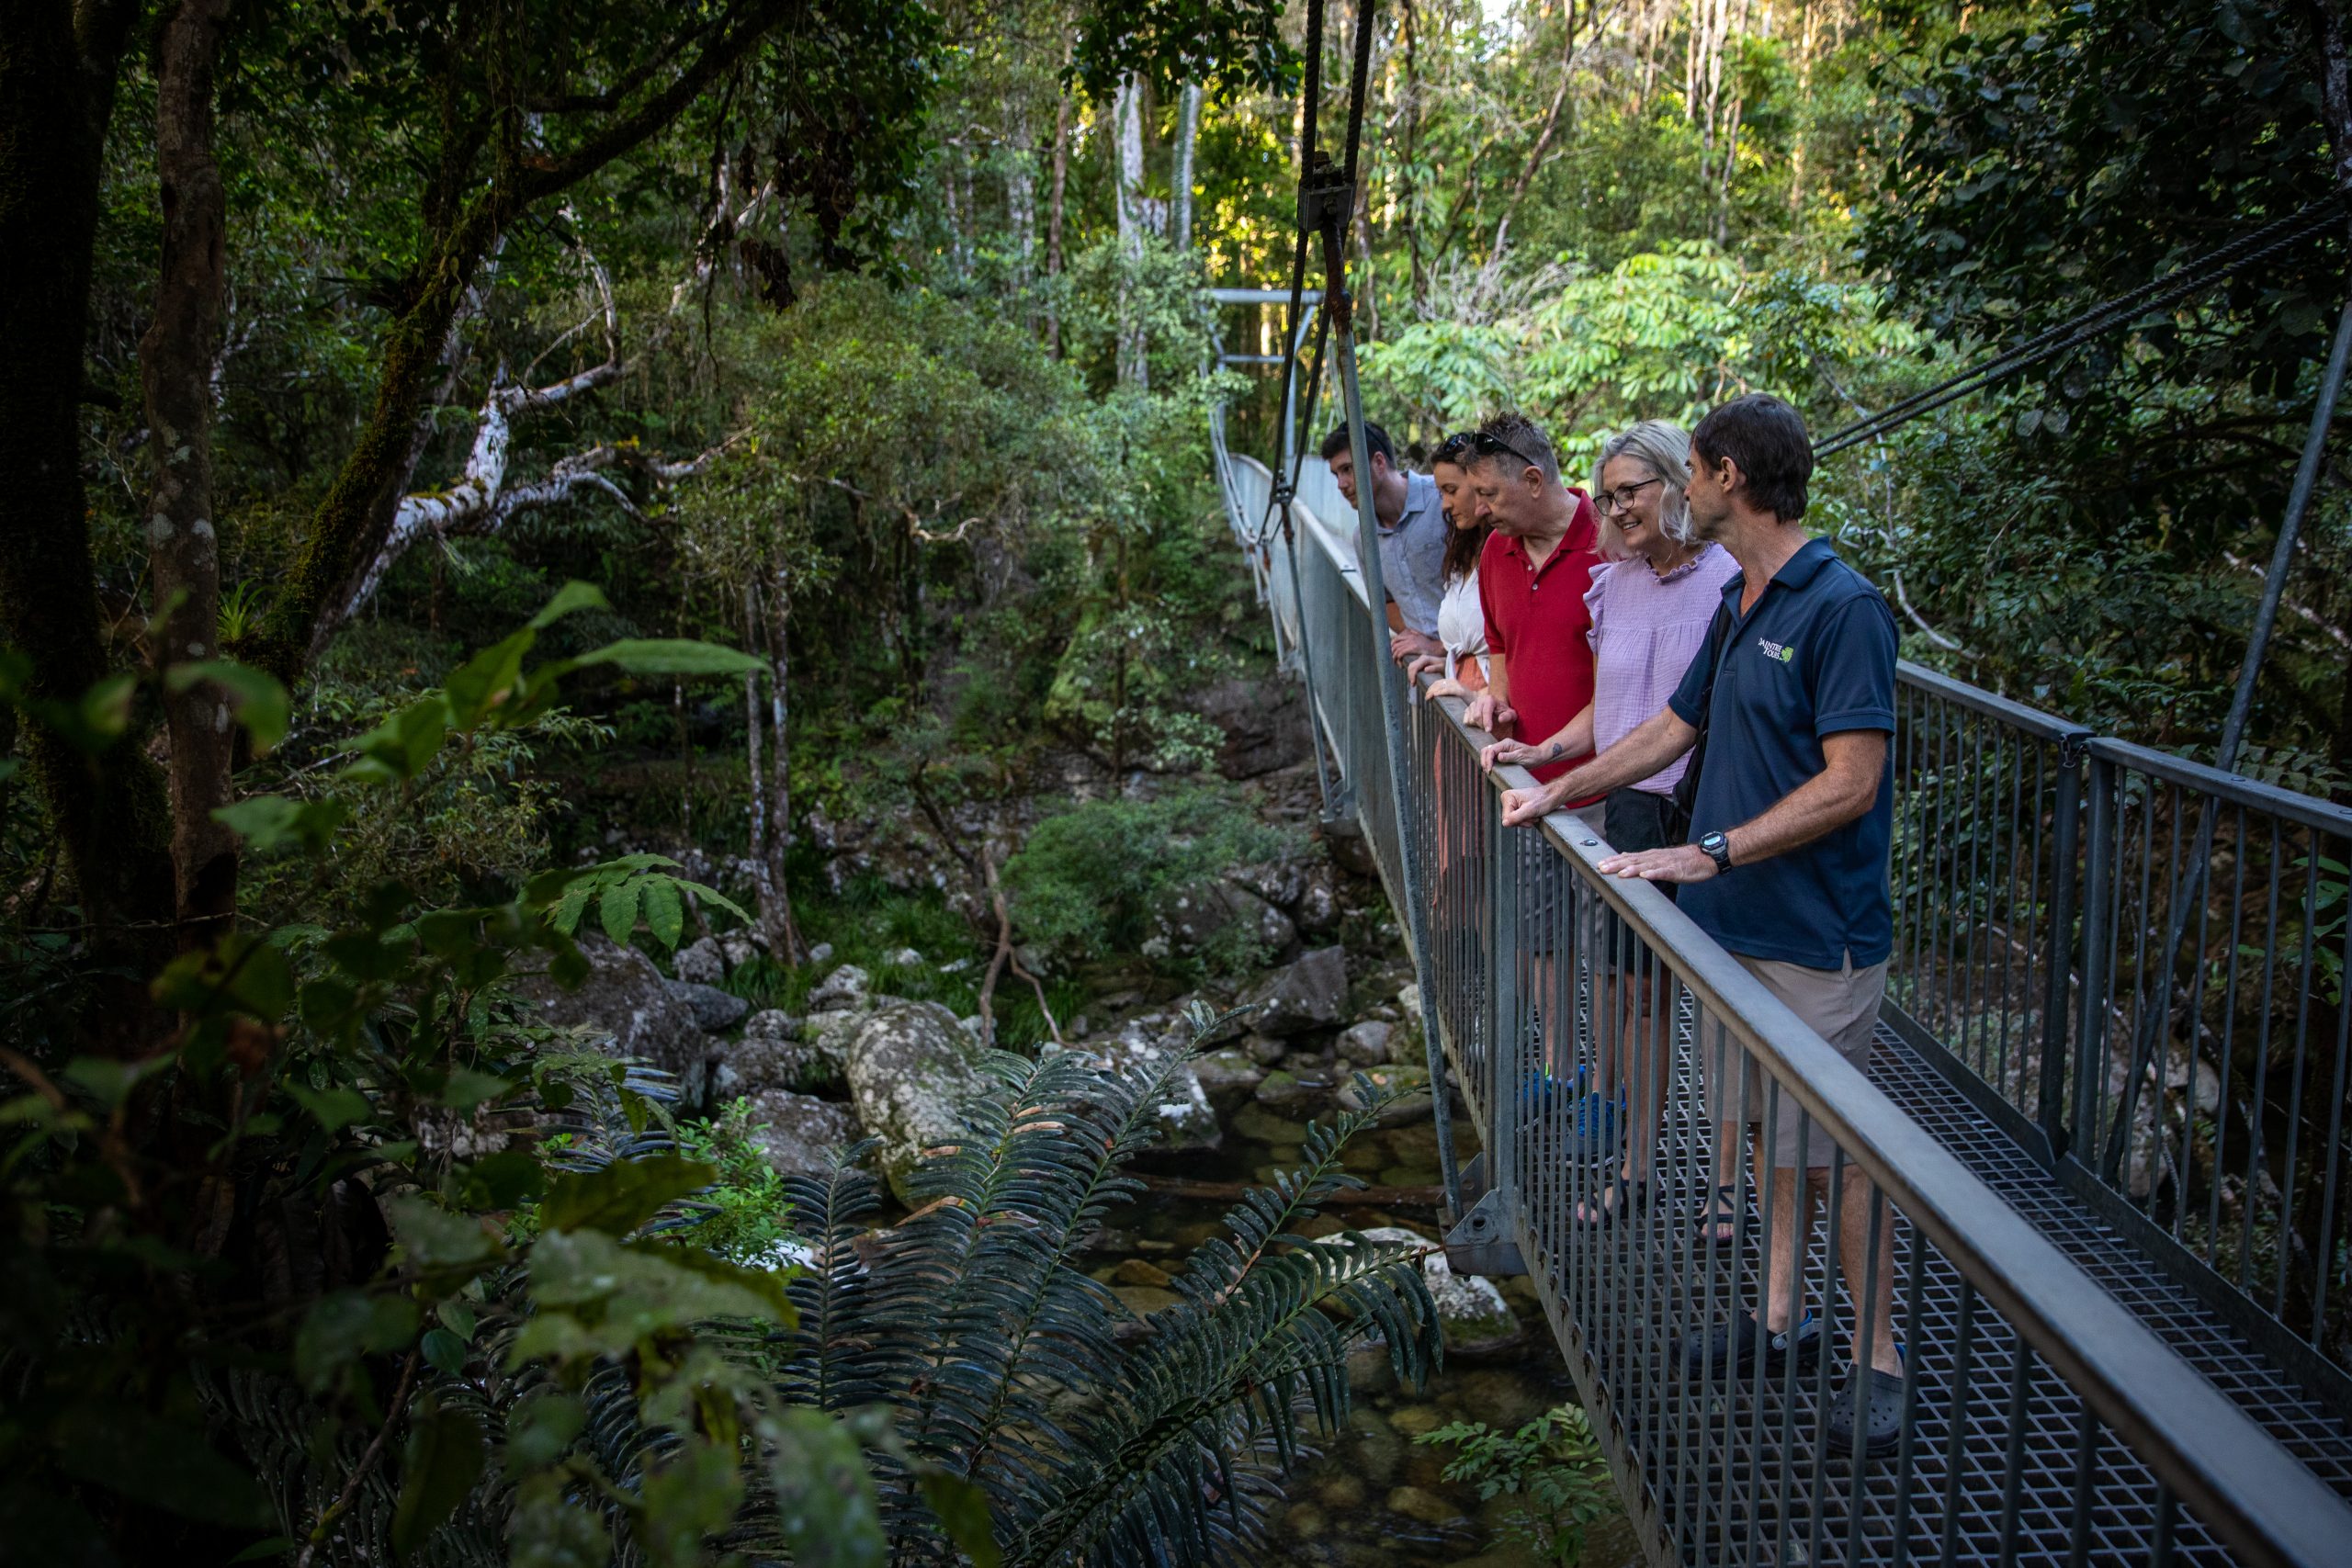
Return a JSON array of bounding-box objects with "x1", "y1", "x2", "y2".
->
[
  {"x1": 1403, "y1": 430, "x2": 1490, "y2": 701},
  {"x1": 1494, "y1": 391, "x2": 1905, "y2": 1459},
  {"x1": 1322, "y1": 422, "x2": 1449, "y2": 663}
]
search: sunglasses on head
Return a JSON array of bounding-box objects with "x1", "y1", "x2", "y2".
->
[
  {"x1": 1471, "y1": 429, "x2": 1544, "y2": 473},
  {"x1": 1433, "y1": 432, "x2": 1475, "y2": 463}
]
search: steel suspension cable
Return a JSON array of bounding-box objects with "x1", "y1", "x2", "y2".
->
[
  {"x1": 1815, "y1": 194, "x2": 2348, "y2": 457},
  {"x1": 1306, "y1": 0, "x2": 1466, "y2": 1215}
]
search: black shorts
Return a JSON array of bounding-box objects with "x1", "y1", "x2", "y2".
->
[{"x1": 1601, "y1": 788, "x2": 1679, "y2": 977}]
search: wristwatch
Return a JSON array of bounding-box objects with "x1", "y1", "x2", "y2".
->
[{"x1": 1698, "y1": 830, "x2": 1734, "y2": 874}]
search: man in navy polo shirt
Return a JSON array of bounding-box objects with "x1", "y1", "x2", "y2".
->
[{"x1": 1498, "y1": 393, "x2": 1904, "y2": 1458}]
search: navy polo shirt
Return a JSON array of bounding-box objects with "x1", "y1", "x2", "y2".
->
[{"x1": 1667, "y1": 536, "x2": 1898, "y2": 969}]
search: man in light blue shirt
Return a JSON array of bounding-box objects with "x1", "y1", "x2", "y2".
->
[{"x1": 1322, "y1": 422, "x2": 1449, "y2": 661}]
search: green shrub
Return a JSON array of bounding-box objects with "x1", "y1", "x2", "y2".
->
[
  {"x1": 1001, "y1": 784, "x2": 1301, "y2": 977},
  {"x1": 1416, "y1": 1404, "x2": 1622, "y2": 1565}
]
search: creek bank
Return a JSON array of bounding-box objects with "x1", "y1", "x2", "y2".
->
[{"x1": 542, "y1": 749, "x2": 1613, "y2": 1564}]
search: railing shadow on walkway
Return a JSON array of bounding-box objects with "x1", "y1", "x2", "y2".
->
[{"x1": 1213, "y1": 442, "x2": 2352, "y2": 1566}]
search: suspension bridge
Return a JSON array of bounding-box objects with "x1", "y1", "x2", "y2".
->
[{"x1": 1206, "y1": 411, "x2": 2352, "y2": 1566}]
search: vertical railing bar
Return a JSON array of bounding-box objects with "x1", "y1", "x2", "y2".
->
[
  {"x1": 2311, "y1": 906, "x2": 2352, "y2": 1346},
  {"x1": 2065, "y1": 1401, "x2": 2099, "y2": 1568},
  {"x1": 1937, "y1": 1281, "x2": 1979, "y2": 1567},
  {"x1": 2244, "y1": 812, "x2": 2284, "y2": 1293},
  {"x1": 1889, "y1": 1219, "x2": 1930, "y2": 1568},
  {"x1": 2041, "y1": 739, "x2": 2085, "y2": 1157},
  {"x1": 1806, "y1": 1138, "x2": 1845, "y2": 1566},
  {"x1": 2275, "y1": 832, "x2": 2320, "y2": 1316},
  {"x1": 1995, "y1": 1331, "x2": 2034, "y2": 1568}
]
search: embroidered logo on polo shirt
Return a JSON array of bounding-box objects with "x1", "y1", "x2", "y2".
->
[{"x1": 1758, "y1": 637, "x2": 1795, "y2": 663}]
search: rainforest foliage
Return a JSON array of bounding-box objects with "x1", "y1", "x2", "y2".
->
[{"x1": 3, "y1": 0, "x2": 2349, "y2": 1563}]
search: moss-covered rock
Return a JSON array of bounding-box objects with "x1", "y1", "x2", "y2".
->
[{"x1": 842, "y1": 1000, "x2": 994, "y2": 1201}]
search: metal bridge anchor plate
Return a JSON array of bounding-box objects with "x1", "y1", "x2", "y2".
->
[{"x1": 1442, "y1": 1186, "x2": 1525, "y2": 1278}]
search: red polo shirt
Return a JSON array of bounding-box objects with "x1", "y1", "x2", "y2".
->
[{"x1": 1477, "y1": 493, "x2": 1603, "y2": 792}]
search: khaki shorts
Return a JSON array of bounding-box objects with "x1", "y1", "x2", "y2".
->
[{"x1": 1697, "y1": 953, "x2": 1886, "y2": 1168}]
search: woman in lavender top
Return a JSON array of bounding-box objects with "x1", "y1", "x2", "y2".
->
[{"x1": 1483, "y1": 421, "x2": 1742, "y2": 1229}]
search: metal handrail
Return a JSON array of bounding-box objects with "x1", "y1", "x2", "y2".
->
[
  {"x1": 1239, "y1": 443, "x2": 2352, "y2": 1565},
  {"x1": 2088, "y1": 733, "x2": 2352, "y2": 837}
]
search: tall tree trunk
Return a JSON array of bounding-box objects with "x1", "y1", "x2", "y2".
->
[
  {"x1": 1008, "y1": 98, "x2": 1037, "y2": 289},
  {"x1": 1171, "y1": 83, "x2": 1202, "y2": 252},
  {"x1": 742, "y1": 576, "x2": 807, "y2": 964},
  {"x1": 1114, "y1": 73, "x2": 1148, "y2": 389},
  {"x1": 143, "y1": 0, "x2": 240, "y2": 944},
  {"x1": 1046, "y1": 85, "x2": 1071, "y2": 356},
  {"x1": 0, "y1": 0, "x2": 176, "y2": 967}
]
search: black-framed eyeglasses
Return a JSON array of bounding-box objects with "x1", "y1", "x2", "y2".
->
[
  {"x1": 1593, "y1": 475, "x2": 1665, "y2": 516},
  {"x1": 1471, "y1": 429, "x2": 1543, "y2": 473}
]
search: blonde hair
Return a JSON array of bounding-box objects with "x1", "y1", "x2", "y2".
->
[{"x1": 1593, "y1": 420, "x2": 1695, "y2": 555}]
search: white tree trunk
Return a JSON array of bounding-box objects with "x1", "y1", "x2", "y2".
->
[
  {"x1": 1114, "y1": 74, "x2": 1148, "y2": 389},
  {"x1": 1172, "y1": 83, "x2": 1202, "y2": 253}
]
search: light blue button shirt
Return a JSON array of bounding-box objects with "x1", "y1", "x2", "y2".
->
[{"x1": 1377, "y1": 469, "x2": 1450, "y2": 637}]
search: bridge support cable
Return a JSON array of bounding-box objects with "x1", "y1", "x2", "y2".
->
[
  {"x1": 2103, "y1": 288, "x2": 2352, "y2": 1185},
  {"x1": 1274, "y1": 0, "x2": 1464, "y2": 1216},
  {"x1": 1814, "y1": 195, "x2": 2348, "y2": 459}
]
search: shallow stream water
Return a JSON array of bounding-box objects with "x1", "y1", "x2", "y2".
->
[{"x1": 1104, "y1": 1111, "x2": 1645, "y2": 1568}]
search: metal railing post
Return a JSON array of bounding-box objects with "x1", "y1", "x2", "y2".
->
[
  {"x1": 1328, "y1": 292, "x2": 1462, "y2": 1216},
  {"x1": 2075, "y1": 751, "x2": 2117, "y2": 1156},
  {"x1": 2038, "y1": 735, "x2": 2087, "y2": 1159}
]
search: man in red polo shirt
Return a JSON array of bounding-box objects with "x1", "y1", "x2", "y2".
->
[
  {"x1": 1459, "y1": 412, "x2": 1606, "y2": 1142},
  {"x1": 1461, "y1": 412, "x2": 1603, "y2": 795}
]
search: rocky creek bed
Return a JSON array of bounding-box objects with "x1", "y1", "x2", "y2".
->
[{"x1": 514, "y1": 753, "x2": 1641, "y2": 1565}]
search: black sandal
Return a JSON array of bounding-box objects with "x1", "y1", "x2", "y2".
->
[
  {"x1": 1574, "y1": 1171, "x2": 1654, "y2": 1227},
  {"x1": 1695, "y1": 1182, "x2": 1749, "y2": 1246}
]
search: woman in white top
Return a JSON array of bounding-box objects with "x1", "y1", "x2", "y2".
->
[{"x1": 1405, "y1": 431, "x2": 1490, "y2": 700}]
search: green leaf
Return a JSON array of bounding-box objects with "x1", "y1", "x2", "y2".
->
[
  {"x1": 624, "y1": 1237, "x2": 797, "y2": 1325},
  {"x1": 420, "y1": 1326, "x2": 469, "y2": 1376},
  {"x1": 285, "y1": 1081, "x2": 371, "y2": 1134},
  {"x1": 213, "y1": 795, "x2": 347, "y2": 853},
  {"x1": 920, "y1": 1472, "x2": 1001, "y2": 1568},
  {"x1": 676, "y1": 879, "x2": 752, "y2": 927},
  {"x1": 508, "y1": 1473, "x2": 608, "y2": 1568},
  {"x1": 386, "y1": 1194, "x2": 503, "y2": 1269},
  {"x1": 539, "y1": 1154, "x2": 714, "y2": 1235},
  {"x1": 294, "y1": 1291, "x2": 417, "y2": 1393},
  {"x1": 345, "y1": 697, "x2": 449, "y2": 785},
  {"x1": 530, "y1": 581, "x2": 611, "y2": 629},
  {"x1": 442, "y1": 1066, "x2": 511, "y2": 1115},
  {"x1": 442, "y1": 627, "x2": 535, "y2": 730},
  {"x1": 573, "y1": 638, "x2": 763, "y2": 677},
  {"x1": 78, "y1": 672, "x2": 138, "y2": 746},
  {"x1": 637, "y1": 1439, "x2": 745, "y2": 1568},
  {"x1": 505, "y1": 1393, "x2": 586, "y2": 1472},
  {"x1": 392, "y1": 1404, "x2": 485, "y2": 1560},
  {"x1": 763, "y1": 1409, "x2": 888, "y2": 1568},
  {"x1": 597, "y1": 877, "x2": 643, "y2": 945},
  {"x1": 165, "y1": 660, "x2": 290, "y2": 753},
  {"x1": 641, "y1": 877, "x2": 684, "y2": 949}
]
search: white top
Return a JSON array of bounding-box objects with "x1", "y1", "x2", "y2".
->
[{"x1": 1436, "y1": 569, "x2": 1489, "y2": 681}]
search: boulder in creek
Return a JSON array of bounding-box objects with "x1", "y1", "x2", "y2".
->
[
  {"x1": 808, "y1": 964, "x2": 870, "y2": 1011},
  {"x1": 710, "y1": 1012, "x2": 843, "y2": 1101},
  {"x1": 509, "y1": 935, "x2": 709, "y2": 1082},
  {"x1": 1229, "y1": 855, "x2": 1309, "y2": 910},
  {"x1": 1241, "y1": 945, "x2": 1349, "y2": 1036},
  {"x1": 1193, "y1": 1046, "x2": 1267, "y2": 1100},
  {"x1": 663, "y1": 978, "x2": 749, "y2": 1033},
  {"x1": 1252, "y1": 1067, "x2": 1330, "y2": 1111},
  {"x1": 718, "y1": 931, "x2": 763, "y2": 969},
  {"x1": 1091, "y1": 1022, "x2": 1220, "y2": 1153},
  {"x1": 843, "y1": 1001, "x2": 996, "y2": 1201},
  {"x1": 1293, "y1": 865, "x2": 1341, "y2": 936},
  {"x1": 740, "y1": 1089, "x2": 859, "y2": 1178},
  {"x1": 1334, "y1": 1020, "x2": 1394, "y2": 1068},
  {"x1": 673, "y1": 936, "x2": 727, "y2": 986},
  {"x1": 1148, "y1": 882, "x2": 1295, "y2": 964},
  {"x1": 1351, "y1": 1226, "x2": 1520, "y2": 1357},
  {"x1": 1241, "y1": 1032, "x2": 1289, "y2": 1066}
]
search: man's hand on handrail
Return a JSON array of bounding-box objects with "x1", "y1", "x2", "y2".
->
[
  {"x1": 1498, "y1": 781, "x2": 1561, "y2": 826},
  {"x1": 1461, "y1": 689, "x2": 1516, "y2": 737}
]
